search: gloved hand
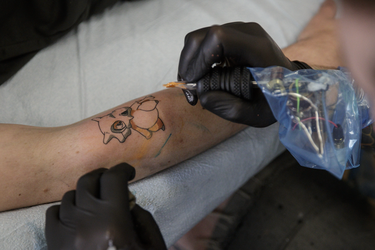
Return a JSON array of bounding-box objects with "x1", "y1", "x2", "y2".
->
[
  {"x1": 178, "y1": 22, "x2": 311, "y2": 127},
  {"x1": 45, "y1": 163, "x2": 167, "y2": 250}
]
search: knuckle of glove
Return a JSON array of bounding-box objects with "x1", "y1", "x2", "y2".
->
[
  {"x1": 76, "y1": 174, "x2": 95, "y2": 190},
  {"x1": 112, "y1": 162, "x2": 132, "y2": 172},
  {"x1": 205, "y1": 25, "x2": 226, "y2": 41},
  {"x1": 46, "y1": 205, "x2": 60, "y2": 220},
  {"x1": 246, "y1": 22, "x2": 265, "y2": 33},
  {"x1": 184, "y1": 30, "x2": 199, "y2": 45},
  {"x1": 77, "y1": 168, "x2": 106, "y2": 186},
  {"x1": 110, "y1": 163, "x2": 136, "y2": 181}
]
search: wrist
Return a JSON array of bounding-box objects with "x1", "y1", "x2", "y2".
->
[
  {"x1": 309, "y1": 65, "x2": 338, "y2": 70},
  {"x1": 282, "y1": 41, "x2": 342, "y2": 70},
  {"x1": 291, "y1": 60, "x2": 313, "y2": 70},
  {"x1": 290, "y1": 60, "x2": 339, "y2": 71}
]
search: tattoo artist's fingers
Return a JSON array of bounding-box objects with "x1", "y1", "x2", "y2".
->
[
  {"x1": 221, "y1": 22, "x2": 291, "y2": 68},
  {"x1": 131, "y1": 205, "x2": 167, "y2": 250},
  {"x1": 178, "y1": 26, "x2": 210, "y2": 81},
  {"x1": 45, "y1": 205, "x2": 63, "y2": 248},
  {"x1": 58, "y1": 190, "x2": 78, "y2": 229},
  {"x1": 45, "y1": 205, "x2": 61, "y2": 232},
  {"x1": 178, "y1": 22, "x2": 252, "y2": 81},
  {"x1": 220, "y1": 21, "x2": 267, "y2": 36},
  {"x1": 45, "y1": 205, "x2": 76, "y2": 250},
  {"x1": 183, "y1": 22, "x2": 292, "y2": 82},
  {"x1": 180, "y1": 24, "x2": 259, "y2": 82},
  {"x1": 75, "y1": 168, "x2": 107, "y2": 208},
  {"x1": 199, "y1": 90, "x2": 276, "y2": 127},
  {"x1": 222, "y1": 22, "x2": 265, "y2": 35},
  {"x1": 179, "y1": 26, "x2": 226, "y2": 82},
  {"x1": 199, "y1": 91, "x2": 248, "y2": 124},
  {"x1": 99, "y1": 163, "x2": 135, "y2": 204},
  {"x1": 45, "y1": 205, "x2": 75, "y2": 241}
]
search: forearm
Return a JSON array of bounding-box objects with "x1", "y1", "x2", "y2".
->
[
  {"x1": 282, "y1": 41, "x2": 342, "y2": 69},
  {"x1": 70, "y1": 88, "x2": 246, "y2": 180},
  {"x1": 0, "y1": 88, "x2": 246, "y2": 211},
  {"x1": 282, "y1": 1, "x2": 343, "y2": 69}
]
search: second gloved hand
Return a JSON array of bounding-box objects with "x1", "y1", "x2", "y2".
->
[
  {"x1": 178, "y1": 22, "x2": 311, "y2": 127},
  {"x1": 45, "y1": 163, "x2": 167, "y2": 250}
]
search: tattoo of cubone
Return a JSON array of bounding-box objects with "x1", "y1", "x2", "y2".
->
[{"x1": 92, "y1": 96, "x2": 165, "y2": 144}]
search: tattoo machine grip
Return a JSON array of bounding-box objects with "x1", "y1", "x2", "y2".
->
[{"x1": 196, "y1": 67, "x2": 254, "y2": 100}]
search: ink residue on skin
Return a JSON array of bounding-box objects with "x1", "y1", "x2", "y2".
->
[
  {"x1": 188, "y1": 122, "x2": 211, "y2": 134},
  {"x1": 154, "y1": 133, "x2": 172, "y2": 158},
  {"x1": 133, "y1": 139, "x2": 153, "y2": 161}
]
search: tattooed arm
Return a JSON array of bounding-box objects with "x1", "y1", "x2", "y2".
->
[
  {"x1": 0, "y1": 10, "x2": 342, "y2": 211},
  {"x1": 0, "y1": 88, "x2": 246, "y2": 211}
]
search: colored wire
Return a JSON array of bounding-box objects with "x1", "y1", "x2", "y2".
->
[
  {"x1": 288, "y1": 93, "x2": 318, "y2": 110},
  {"x1": 292, "y1": 117, "x2": 338, "y2": 130},
  {"x1": 315, "y1": 110, "x2": 324, "y2": 154},
  {"x1": 295, "y1": 117, "x2": 320, "y2": 153},
  {"x1": 288, "y1": 90, "x2": 326, "y2": 155}
]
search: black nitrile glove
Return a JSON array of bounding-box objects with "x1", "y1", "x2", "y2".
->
[
  {"x1": 178, "y1": 22, "x2": 311, "y2": 127},
  {"x1": 45, "y1": 163, "x2": 167, "y2": 250}
]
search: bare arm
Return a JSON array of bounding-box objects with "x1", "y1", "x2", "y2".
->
[
  {"x1": 282, "y1": 0, "x2": 342, "y2": 69},
  {"x1": 0, "y1": 88, "x2": 246, "y2": 211},
  {"x1": 1, "y1": 0, "x2": 344, "y2": 211}
]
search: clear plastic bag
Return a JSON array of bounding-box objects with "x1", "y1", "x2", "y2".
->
[{"x1": 249, "y1": 66, "x2": 372, "y2": 178}]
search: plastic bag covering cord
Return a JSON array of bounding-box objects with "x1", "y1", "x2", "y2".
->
[{"x1": 249, "y1": 66, "x2": 372, "y2": 179}]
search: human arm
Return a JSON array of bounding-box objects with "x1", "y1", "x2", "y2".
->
[
  {"x1": 282, "y1": 2, "x2": 341, "y2": 70},
  {"x1": 45, "y1": 163, "x2": 167, "y2": 250},
  {"x1": 0, "y1": 88, "x2": 246, "y2": 211}
]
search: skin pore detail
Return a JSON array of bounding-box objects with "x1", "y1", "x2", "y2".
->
[{"x1": 92, "y1": 96, "x2": 165, "y2": 144}]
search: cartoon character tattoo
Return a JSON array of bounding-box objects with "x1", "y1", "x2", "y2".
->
[{"x1": 93, "y1": 96, "x2": 165, "y2": 144}]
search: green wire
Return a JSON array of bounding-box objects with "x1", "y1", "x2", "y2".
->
[{"x1": 296, "y1": 78, "x2": 301, "y2": 130}]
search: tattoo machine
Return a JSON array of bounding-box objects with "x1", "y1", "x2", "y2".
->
[
  {"x1": 252, "y1": 66, "x2": 372, "y2": 178},
  {"x1": 163, "y1": 67, "x2": 257, "y2": 105},
  {"x1": 164, "y1": 66, "x2": 372, "y2": 178}
]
